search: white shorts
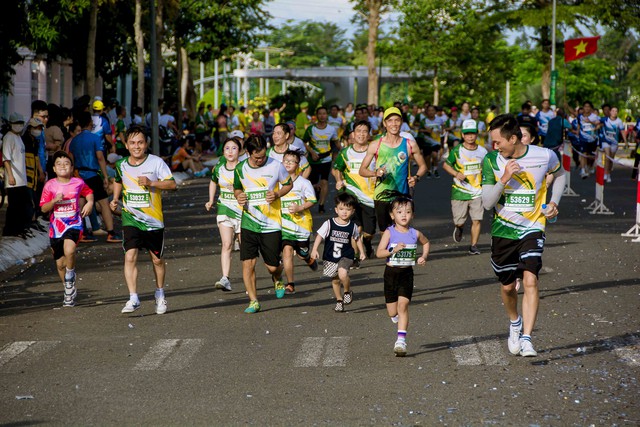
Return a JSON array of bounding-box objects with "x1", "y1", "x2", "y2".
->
[
  {"x1": 600, "y1": 141, "x2": 618, "y2": 153},
  {"x1": 217, "y1": 215, "x2": 241, "y2": 234}
]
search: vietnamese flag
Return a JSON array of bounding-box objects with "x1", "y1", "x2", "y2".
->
[{"x1": 564, "y1": 36, "x2": 600, "y2": 63}]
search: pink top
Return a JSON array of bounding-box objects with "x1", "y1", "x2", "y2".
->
[{"x1": 40, "y1": 177, "x2": 93, "y2": 238}]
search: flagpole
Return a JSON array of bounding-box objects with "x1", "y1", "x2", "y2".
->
[{"x1": 550, "y1": 0, "x2": 557, "y2": 109}]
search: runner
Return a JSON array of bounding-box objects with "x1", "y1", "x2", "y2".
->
[
  {"x1": 577, "y1": 101, "x2": 601, "y2": 178},
  {"x1": 268, "y1": 123, "x2": 311, "y2": 179},
  {"x1": 40, "y1": 151, "x2": 94, "y2": 307},
  {"x1": 359, "y1": 107, "x2": 427, "y2": 232},
  {"x1": 482, "y1": 114, "x2": 566, "y2": 357},
  {"x1": 280, "y1": 149, "x2": 319, "y2": 294},
  {"x1": 471, "y1": 107, "x2": 488, "y2": 149},
  {"x1": 233, "y1": 135, "x2": 293, "y2": 313},
  {"x1": 310, "y1": 192, "x2": 366, "y2": 312},
  {"x1": 535, "y1": 99, "x2": 555, "y2": 146},
  {"x1": 205, "y1": 137, "x2": 244, "y2": 292},
  {"x1": 442, "y1": 119, "x2": 488, "y2": 255},
  {"x1": 304, "y1": 106, "x2": 339, "y2": 213},
  {"x1": 375, "y1": 195, "x2": 429, "y2": 356},
  {"x1": 416, "y1": 105, "x2": 443, "y2": 178},
  {"x1": 110, "y1": 125, "x2": 177, "y2": 315},
  {"x1": 599, "y1": 106, "x2": 626, "y2": 183},
  {"x1": 332, "y1": 119, "x2": 377, "y2": 258},
  {"x1": 295, "y1": 102, "x2": 311, "y2": 139}
]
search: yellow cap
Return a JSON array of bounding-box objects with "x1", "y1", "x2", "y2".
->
[
  {"x1": 92, "y1": 100, "x2": 105, "y2": 111},
  {"x1": 383, "y1": 107, "x2": 402, "y2": 121}
]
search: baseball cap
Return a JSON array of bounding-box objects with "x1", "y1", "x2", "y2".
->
[
  {"x1": 451, "y1": 106, "x2": 458, "y2": 112},
  {"x1": 229, "y1": 130, "x2": 244, "y2": 139},
  {"x1": 285, "y1": 120, "x2": 296, "y2": 130},
  {"x1": 461, "y1": 119, "x2": 478, "y2": 134},
  {"x1": 27, "y1": 118, "x2": 44, "y2": 128},
  {"x1": 300, "y1": 102, "x2": 309, "y2": 109},
  {"x1": 9, "y1": 112, "x2": 25, "y2": 123},
  {"x1": 107, "y1": 153, "x2": 122, "y2": 163},
  {"x1": 92, "y1": 100, "x2": 105, "y2": 111},
  {"x1": 383, "y1": 107, "x2": 402, "y2": 121}
]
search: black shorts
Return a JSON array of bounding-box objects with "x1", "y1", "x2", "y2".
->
[
  {"x1": 353, "y1": 202, "x2": 376, "y2": 236},
  {"x1": 282, "y1": 238, "x2": 310, "y2": 258},
  {"x1": 240, "y1": 229, "x2": 281, "y2": 266},
  {"x1": 384, "y1": 265, "x2": 414, "y2": 303},
  {"x1": 123, "y1": 226, "x2": 165, "y2": 258},
  {"x1": 309, "y1": 162, "x2": 332, "y2": 184},
  {"x1": 50, "y1": 228, "x2": 82, "y2": 260},
  {"x1": 374, "y1": 200, "x2": 393, "y2": 232},
  {"x1": 490, "y1": 232, "x2": 545, "y2": 285},
  {"x1": 84, "y1": 175, "x2": 108, "y2": 201}
]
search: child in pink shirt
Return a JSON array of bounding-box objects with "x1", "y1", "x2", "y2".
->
[{"x1": 40, "y1": 151, "x2": 94, "y2": 307}]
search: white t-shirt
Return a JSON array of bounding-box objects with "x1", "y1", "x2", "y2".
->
[
  {"x1": 2, "y1": 132, "x2": 27, "y2": 188},
  {"x1": 159, "y1": 114, "x2": 175, "y2": 128},
  {"x1": 290, "y1": 136, "x2": 307, "y2": 154}
]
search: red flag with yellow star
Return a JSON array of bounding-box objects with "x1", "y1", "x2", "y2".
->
[{"x1": 564, "y1": 36, "x2": 600, "y2": 63}]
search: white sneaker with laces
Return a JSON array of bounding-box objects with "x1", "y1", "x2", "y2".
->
[
  {"x1": 215, "y1": 276, "x2": 232, "y2": 291},
  {"x1": 520, "y1": 339, "x2": 538, "y2": 357},
  {"x1": 508, "y1": 322, "x2": 522, "y2": 355},
  {"x1": 121, "y1": 300, "x2": 141, "y2": 313},
  {"x1": 394, "y1": 340, "x2": 407, "y2": 357},
  {"x1": 155, "y1": 299, "x2": 167, "y2": 315}
]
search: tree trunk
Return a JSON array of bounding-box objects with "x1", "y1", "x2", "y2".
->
[
  {"x1": 134, "y1": 0, "x2": 145, "y2": 111},
  {"x1": 175, "y1": 39, "x2": 185, "y2": 131},
  {"x1": 432, "y1": 65, "x2": 439, "y2": 106},
  {"x1": 86, "y1": 0, "x2": 98, "y2": 98},
  {"x1": 180, "y1": 46, "x2": 190, "y2": 115},
  {"x1": 155, "y1": 0, "x2": 164, "y2": 100},
  {"x1": 540, "y1": 24, "x2": 551, "y2": 99},
  {"x1": 366, "y1": 0, "x2": 381, "y2": 106}
]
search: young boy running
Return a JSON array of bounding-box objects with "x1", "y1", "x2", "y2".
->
[
  {"x1": 442, "y1": 119, "x2": 488, "y2": 255},
  {"x1": 110, "y1": 126, "x2": 177, "y2": 315},
  {"x1": 40, "y1": 151, "x2": 95, "y2": 307},
  {"x1": 280, "y1": 149, "x2": 318, "y2": 294},
  {"x1": 376, "y1": 196, "x2": 429, "y2": 356},
  {"x1": 311, "y1": 193, "x2": 366, "y2": 312}
]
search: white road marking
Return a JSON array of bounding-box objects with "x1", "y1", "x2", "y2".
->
[
  {"x1": 294, "y1": 337, "x2": 350, "y2": 367},
  {"x1": 610, "y1": 335, "x2": 640, "y2": 367},
  {"x1": 294, "y1": 337, "x2": 325, "y2": 367},
  {"x1": 451, "y1": 336, "x2": 507, "y2": 366},
  {"x1": 163, "y1": 339, "x2": 203, "y2": 370},
  {"x1": 133, "y1": 339, "x2": 180, "y2": 371},
  {"x1": 451, "y1": 336, "x2": 483, "y2": 365},
  {"x1": 322, "y1": 337, "x2": 350, "y2": 367},
  {"x1": 0, "y1": 341, "x2": 60, "y2": 370}
]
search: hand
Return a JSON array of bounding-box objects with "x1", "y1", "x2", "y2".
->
[
  {"x1": 137, "y1": 176, "x2": 152, "y2": 187},
  {"x1": 543, "y1": 201, "x2": 559, "y2": 219},
  {"x1": 336, "y1": 180, "x2": 345, "y2": 190},
  {"x1": 309, "y1": 151, "x2": 319, "y2": 162},
  {"x1": 408, "y1": 176, "x2": 417, "y2": 188},
  {"x1": 55, "y1": 192, "x2": 64, "y2": 203},
  {"x1": 265, "y1": 190, "x2": 277, "y2": 204},
  {"x1": 375, "y1": 166, "x2": 386, "y2": 178},
  {"x1": 417, "y1": 256, "x2": 427, "y2": 266},
  {"x1": 359, "y1": 252, "x2": 366, "y2": 261},
  {"x1": 310, "y1": 250, "x2": 319, "y2": 261},
  {"x1": 501, "y1": 159, "x2": 521, "y2": 183},
  {"x1": 391, "y1": 243, "x2": 406, "y2": 254},
  {"x1": 8, "y1": 177, "x2": 15, "y2": 186},
  {"x1": 236, "y1": 192, "x2": 247, "y2": 207},
  {"x1": 103, "y1": 178, "x2": 109, "y2": 190},
  {"x1": 205, "y1": 201, "x2": 214, "y2": 211},
  {"x1": 38, "y1": 173, "x2": 46, "y2": 183},
  {"x1": 288, "y1": 204, "x2": 302, "y2": 214},
  {"x1": 456, "y1": 172, "x2": 466, "y2": 181},
  {"x1": 81, "y1": 202, "x2": 93, "y2": 217},
  {"x1": 109, "y1": 199, "x2": 119, "y2": 212}
]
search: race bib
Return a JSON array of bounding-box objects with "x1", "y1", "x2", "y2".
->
[
  {"x1": 281, "y1": 196, "x2": 301, "y2": 212},
  {"x1": 314, "y1": 139, "x2": 330, "y2": 152},
  {"x1": 246, "y1": 187, "x2": 268, "y2": 206},
  {"x1": 219, "y1": 188, "x2": 237, "y2": 206},
  {"x1": 463, "y1": 161, "x2": 482, "y2": 176},
  {"x1": 504, "y1": 189, "x2": 536, "y2": 212},
  {"x1": 388, "y1": 243, "x2": 417, "y2": 267},
  {"x1": 125, "y1": 190, "x2": 150, "y2": 208},
  {"x1": 348, "y1": 160, "x2": 364, "y2": 171},
  {"x1": 53, "y1": 199, "x2": 76, "y2": 218},
  {"x1": 582, "y1": 123, "x2": 594, "y2": 132}
]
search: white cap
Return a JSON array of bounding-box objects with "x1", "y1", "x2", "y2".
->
[
  {"x1": 229, "y1": 130, "x2": 244, "y2": 139},
  {"x1": 107, "y1": 153, "x2": 122, "y2": 163},
  {"x1": 461, "y1": 119, "x2": 478, "y2": 134}
]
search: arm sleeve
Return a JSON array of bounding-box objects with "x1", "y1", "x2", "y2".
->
[
  {"x1": 156, "y1": 159, "x2": 174, "y2": 181},
  {"x1": 302, "y1": 180, "x2": 317, "y2": 203},
  {"x1": 482, "y1": 182, "x2": 505, "y2": 210},
  {"x1": 317, "y1": 220, "x2": 330, "y2": 239},
  {"x1": 80, "y1": 183, "x2": 93, "y2": 198},
  {"x1": 39, "y1": 181, "x2": 52, "y2": 207},
  {"x1": 233, "y1": 166, "x2": 243, "y2": 190},
  {"x1": 549, "y1": 169, "x2": 566, "y2": 206}
]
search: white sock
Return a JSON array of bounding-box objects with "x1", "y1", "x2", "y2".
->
[
  {"x1": 130, "y1": 293, "x2": 140, "y2": 304},
  {"x1": 65, "y1": 268, "x2": 75, "y2": 280},
  {"x1": 155, "y1": 288, "x2": 165, "y2": 300}
]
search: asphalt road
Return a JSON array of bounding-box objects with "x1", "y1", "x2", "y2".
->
[{"x1": 1, "y1": 163, "x2": 639, "y2": 425}]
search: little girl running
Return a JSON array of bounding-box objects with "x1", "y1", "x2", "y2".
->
[{"x1": 376, "y1": 195, "x2": 430, "y2": 356}]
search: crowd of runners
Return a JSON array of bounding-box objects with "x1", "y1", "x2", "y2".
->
[{"x1": 3, "y1": 95, "x2": 639, "y2": 357}]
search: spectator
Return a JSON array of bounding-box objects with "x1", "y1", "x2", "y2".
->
[{"x1": 2, "y1": 113, "x2": 31, "y2": 237}]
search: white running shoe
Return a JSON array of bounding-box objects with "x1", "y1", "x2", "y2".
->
[
  {"x1": 215, "y1": 276, "x2": 232, "y2": 292},
  {"x1": 121, "y1": 300, "x2": 141, "y2": 313},
  {"x1": 233, "y1": 239, "x2": 240, "y2": 251},
  {"x1": 580, "y1": 168, "x2": 588, "y2": 179},
  {"x1": 508, "y1": 322, "x2": 522, "y2": 355},
  {"x1": 155, "y1": 299, "x2": 167, "y2": 315},
  {"x1": 391, "y1": 315, "x2": 399, "y2": 324},
  {"x1": 394, "y1": 340, "x2": 407, "y2": 357},
  {"x1": 520, "y1": 339, "x2": 538, "y2": 357}
]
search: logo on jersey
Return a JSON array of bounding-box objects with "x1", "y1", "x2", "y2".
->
[
  {"x1": 536, "y1": 238, "x2": 544, "y2": 248},
  {"x1": 397, "y1": 151, "x2": 407, "y2": 162}
]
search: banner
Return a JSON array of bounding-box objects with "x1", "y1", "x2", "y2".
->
[{"x1": 564, "y1": 36, "x2": 600, "y2": 63}]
